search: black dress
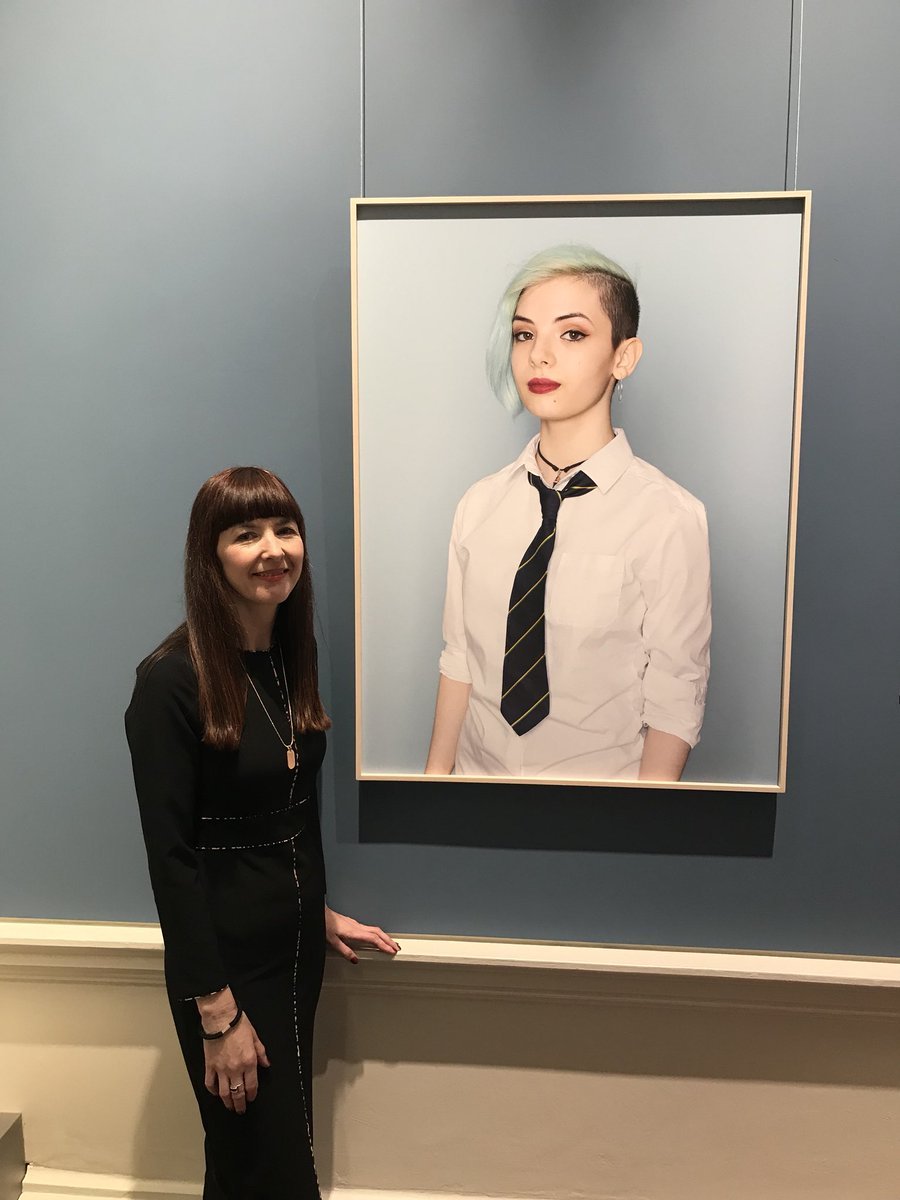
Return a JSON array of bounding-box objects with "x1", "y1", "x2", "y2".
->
[{"x1": 125, "y1": 648, "x2": 326, "y2": 1200}]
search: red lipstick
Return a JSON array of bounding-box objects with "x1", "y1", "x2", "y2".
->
[{"x1": 528, "y1": 378, "x2": 560, "y2": 394}]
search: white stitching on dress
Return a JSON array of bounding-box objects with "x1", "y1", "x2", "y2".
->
[
  {"x1": 178, "y1": 983, "x2": 229, "y2": 1002},
  {"x1": 195, "y1": 834, "x2": 302, "y2": 851},
  {"x1": 199, "y1": 792, "x2": 308, "y2": 821},
  {"x1": 291, "y1": 836, "x2": 320, "y2": 1193}
]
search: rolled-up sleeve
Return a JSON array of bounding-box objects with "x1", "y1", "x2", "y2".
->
[
  {"x1": 438, "y1": 502, "x2": 472, "y2": 684},
  {"x1": 639, "y1": 500, "x2": 712, "y2": 747},
  {"x1": 125, "y1": 654, "x2": 228, "y2": 1000}
]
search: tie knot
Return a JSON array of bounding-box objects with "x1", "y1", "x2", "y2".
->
[
  {"x1": 528, "y1": 470, "x2": 596, "y2": 524},
  {"x1": 529, "y1": 473, "x2": 561, "y2": 525}
]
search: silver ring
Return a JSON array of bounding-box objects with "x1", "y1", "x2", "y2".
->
[{"x1": 229, "y1": 1083, "x2": 243, "y2": 1092}]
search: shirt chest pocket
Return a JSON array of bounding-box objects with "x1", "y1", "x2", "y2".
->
[{"x1": 546, "y1": 552, "x2": 625, "y2": 630}]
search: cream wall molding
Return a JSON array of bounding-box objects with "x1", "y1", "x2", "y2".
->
[
  {"x1": 6, "y1": 920, "x2": 900, "y2": 1200},
  {"x1": 2, "y1": 919, "x2": 899, "y2": 1019}
]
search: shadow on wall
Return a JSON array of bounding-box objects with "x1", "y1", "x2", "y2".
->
[
  {"x1": 312, "y1": 985, "x2": 363, "y2": 1192},
  {"x1": 314, "y1": 968, "x2": 900, "y2": 1091},
  {"x1": 2, "y1": 977, "x2": 204, "y2": 1185},
  {"x1": 132, "y1": 1031, "x2": 205, "y2": 1184}
]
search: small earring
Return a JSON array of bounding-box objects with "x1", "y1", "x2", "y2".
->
[{"x1": 615, "y1": 379, "x2": 625, "y2": 402}]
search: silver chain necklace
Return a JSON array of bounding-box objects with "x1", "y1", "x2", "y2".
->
[{"x1": 243, "y1": 645, "x2": 298, "y2": 771}]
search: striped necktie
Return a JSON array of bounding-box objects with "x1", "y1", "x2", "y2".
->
[{"x1": 500, "y1": 470, "x2": 598, "y2": 735}]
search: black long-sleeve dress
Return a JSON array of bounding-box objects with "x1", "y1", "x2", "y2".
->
[{"x1": 125, "y1": 647, "x2": 326, "y2": 1200}]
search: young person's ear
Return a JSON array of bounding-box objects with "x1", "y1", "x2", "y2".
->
[{"x1": 613, "y1": 337, "x2": 643, "y2": 380}]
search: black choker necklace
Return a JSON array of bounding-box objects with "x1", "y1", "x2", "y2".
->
[{"x1": 537, "y1": 443, "x2": 586, "y2": 485}]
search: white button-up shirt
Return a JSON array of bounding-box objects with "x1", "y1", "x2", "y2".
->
[{"x1": 438, "y1": 431, "x2": 712, "y2": 780}]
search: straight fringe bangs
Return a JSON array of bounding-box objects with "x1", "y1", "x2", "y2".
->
[{"x1": 202, "y1": 468, "x2": 305, "y2": 534}]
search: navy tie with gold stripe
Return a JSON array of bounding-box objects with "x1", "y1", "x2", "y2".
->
[{"x1": 500, "y1": 470, "x2": 597, "y2": 735}]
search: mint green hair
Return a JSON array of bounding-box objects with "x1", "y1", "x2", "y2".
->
[{"x1": 485, "y1": 244, "x2": 639, "y2": 416}]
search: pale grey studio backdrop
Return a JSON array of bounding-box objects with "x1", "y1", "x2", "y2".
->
[{"x1": 358, "y1": 211, "x2": 802, "y2": 785}]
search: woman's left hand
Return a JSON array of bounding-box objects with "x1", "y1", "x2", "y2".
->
[{"x1": 325, "y1": 905, "x2": 400, "y2": 964}]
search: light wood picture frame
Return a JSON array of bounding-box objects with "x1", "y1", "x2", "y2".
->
[{"x1": 351, "y1": 193, "x2": 811, "y2": 792}]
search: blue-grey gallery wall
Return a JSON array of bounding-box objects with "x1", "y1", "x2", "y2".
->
[{"x1": 1, "y1": 0, "x2": 898, "y2": 955}]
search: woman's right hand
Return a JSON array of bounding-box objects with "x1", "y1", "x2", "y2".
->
[
  {"x1": 202, "y1": 1013, "x2": 270, "y2": 1114},
  {"x1": 197, "y1": 988, "x2": 270, "y2": 1114}
]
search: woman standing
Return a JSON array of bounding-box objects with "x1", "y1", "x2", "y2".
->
[
  {"x1": 126, "y1": 466, "x2": 398, "y2": 1199},
  {"x1": 426, "y1": 245, "x2": 712, "y2": 783}
]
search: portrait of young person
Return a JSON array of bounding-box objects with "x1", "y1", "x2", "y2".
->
[
  {"x1": 424, "y1": 246, "x2": 712, "y2": 783},
  {"x1": 125, "y1": 466, "x2": 399, "y2": 1200},
  {"x1": 354, "y1": 197, "x2": 807, "y2": 791}
]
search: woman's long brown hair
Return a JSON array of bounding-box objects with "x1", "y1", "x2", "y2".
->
[{"x1": 142, "y1": 466, "x2": 330, "y2": 749}]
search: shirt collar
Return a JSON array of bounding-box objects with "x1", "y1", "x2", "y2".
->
[{"x1": 514, "y1": 429, "x2": 634, "y2": 494}]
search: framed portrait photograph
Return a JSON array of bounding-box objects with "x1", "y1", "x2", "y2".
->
[{"x1": 351, "y1": 193, "x2": 810, "y2": 792}]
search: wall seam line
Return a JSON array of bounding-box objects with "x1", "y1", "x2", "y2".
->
[
  {"x1": 785, "y1": 0, "x2": 805, "y2": 189},
  {"x1": 359, "y1": 0, "x2": 366, "y2": 196},
  {"x1": 793, "y1": 0, "x2": 804, "y2": 188}
]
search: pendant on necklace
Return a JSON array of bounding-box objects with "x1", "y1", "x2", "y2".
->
[
  {"x1": 286, "y1": 745, "x2": 296, "y2": 771},
  {"x1": 552, "y1": 469, "x2": 564, "y2": 487}
]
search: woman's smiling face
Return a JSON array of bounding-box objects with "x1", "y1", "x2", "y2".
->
[
  {"x1": 216, "y1": 515, "x2": 304, "y2": 611},
  {"x1": 510, "y1": 274, "x2": 632, "y2": 421}
]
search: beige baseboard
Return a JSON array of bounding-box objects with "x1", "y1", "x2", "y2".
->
[
  {"x1": 21, "y1": 1166, "x2": 200, "y2": 1200},
  {"x1": 22, "y1": 1166, "x2": 522, "y2": 1200}
]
